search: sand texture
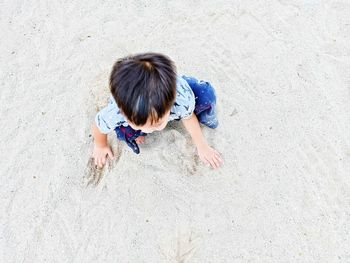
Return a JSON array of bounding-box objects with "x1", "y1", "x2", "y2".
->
[{"x1": 1, "y1": 0, "x2": 350, "y2": 262}]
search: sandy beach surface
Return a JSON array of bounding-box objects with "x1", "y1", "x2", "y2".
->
[{"x1": 1, "y1": 0, "x2": 350, "y2": 262}]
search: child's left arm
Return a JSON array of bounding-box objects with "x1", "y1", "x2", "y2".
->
[{"x1": 182, "y1": 114, "x2": 223, "y2": 169}]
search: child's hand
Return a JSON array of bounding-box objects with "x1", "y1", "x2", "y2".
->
[
  {"x1": 93, "y1": 145, "x2": 114, "y2": 168},
  {"x1": 197, "y1": 144, "x2": 223, "y2": 169}
]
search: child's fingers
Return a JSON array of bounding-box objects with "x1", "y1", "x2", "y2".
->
[
  {"x1": 107, "y1": 149, "x2": 114, "y2": 159},
  {"x1": 97, "y1": 158, "x2": 103, "y2": 168},
  {"x1": 207, "y1": 157, "x2": 218, "y2": 169},
  {"x1": 98, "y1": 158, "x2": 105, "y2": 168},
  {"x1": 214, "y1": 154, "x2": 223, "y2": 165},
  {"x1": 204, "y1": 156, "x2": 213, "y2": 168},
  {"x1": 212, "y1": 157, "x2": 220, "y2": 168},
  {"x1": 212, "y1": 157, "x2": 220, "y2": 169},
  {"x1": 214, "y1": 151, "x2": 223, "y2": 163},
  {"x1": 202, "y1": 157, "x2": 210, "y2": 167}
]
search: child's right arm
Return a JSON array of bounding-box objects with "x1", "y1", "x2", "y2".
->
[
  {"x1": 92, "y1": 122, "x2": 114, "y2": 168},
  {"x1": 92, "y1": 96, "x2": 123, "y2": 167}
]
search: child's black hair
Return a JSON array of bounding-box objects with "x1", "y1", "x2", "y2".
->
[{"x1": 110, "y1": 52, "x2": 177, "y2": 126}]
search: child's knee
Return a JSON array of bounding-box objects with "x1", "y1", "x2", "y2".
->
[
  {"x1": 206, "y1": 120, "x2": 219, "y2": 129},
  {"x1": 198, "y1": 113, "x2": 219, "y2": 129}
]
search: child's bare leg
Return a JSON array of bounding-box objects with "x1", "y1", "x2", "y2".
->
[{"x1": 135, "y1": 136, "x2": 146, "y2": 144}]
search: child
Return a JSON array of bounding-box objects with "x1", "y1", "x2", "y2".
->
[{"x1": 92, "y1": 53, "x2": 223, "y2": 169}]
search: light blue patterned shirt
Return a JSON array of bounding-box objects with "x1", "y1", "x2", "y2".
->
[{"x1": 95, "y1": 76, "x2": 195, "y2": 134}]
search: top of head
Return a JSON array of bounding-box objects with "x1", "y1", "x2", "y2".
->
[{"x1": 109, "y1": 53, "x2": 177, "y2": 126}]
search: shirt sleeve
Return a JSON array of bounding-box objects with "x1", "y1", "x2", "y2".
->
[
  {"x1": 172, "y1": 76, "x2": 196, "y2": 120},
  {"x1": 95, "y1": 96, "x2": 126, "y2": 134}
]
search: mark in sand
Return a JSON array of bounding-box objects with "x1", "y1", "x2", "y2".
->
[{"x1": 85, "y1": 144, "x2": 122, "y2": 186}]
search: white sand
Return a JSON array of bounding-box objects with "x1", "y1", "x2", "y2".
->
[{"x1": 1, "y1": 0, "x2": 350, "y2": 262}]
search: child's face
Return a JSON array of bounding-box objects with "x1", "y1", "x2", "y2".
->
[{"x1": 127, "y1": 110, "x2": 170, "y2": 133}]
